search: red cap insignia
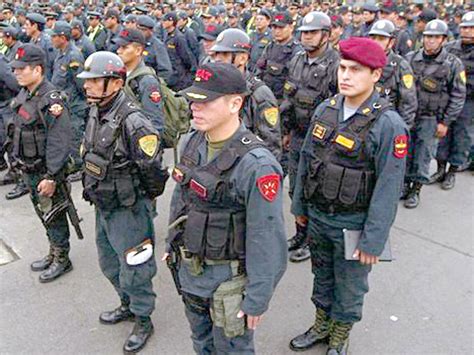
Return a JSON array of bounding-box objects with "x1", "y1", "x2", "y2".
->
[
  {"x1": 275, "y1": 14, "x2": 284, "y2": 21},
  {"x1": 257, "y1": 174, "x2": 280, "y2": 202},
  {"x1": 206, "y1": 25, "x2": 216, "y2": 32},
  {"x1": 149, "y1": 91, "x2": 161, "y2": 103},
  {"x1": 195, "y1": 69, "x2": 213, "y2": 82},
  {"x1": 120, "y1": 30, "x2": 129, "y2": 37},
  {"x1": 393, "y1": 134, "x2": 408, "y2": 159},
  {"x1": 16, "y1": 47, "x2": 25, "y2": 60}
]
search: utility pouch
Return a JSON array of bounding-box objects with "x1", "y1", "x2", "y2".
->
[
  {"x1": 322, "y1": 163, "x2": 344, "y2": 200},
  {"x1": 339, "y1": 168, "x2": 363, "y2": 205},
  {"x1": 211, "y1": 275, "x2": 247, "y2": 338},
  {"x1": 183, "y1": 210, "x2": 208, "y2": 255},
  {"x1": 115, "y1": 175, "x2": 137, "y2": 207},
  {"x1": 206, "y1": 211, "x2": 231, "y2": 260},
  {"x1": 21, "y1": 130, "x2": 38, "y2": 158},
  {"x1": 179, "y1": 246, "x2": 203, "y2": 276}
]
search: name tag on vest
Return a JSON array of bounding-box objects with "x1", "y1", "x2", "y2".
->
[{"x1": 190, "y1": 179, "x2": 207, "y2": 199}]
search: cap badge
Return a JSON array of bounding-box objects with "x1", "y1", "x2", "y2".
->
[
  {"x1": 195, "y1": 69, "x2": 213, "y2": 82},
  {"x1": 275, "y1": 14, "x2": 284, "y2": 21},
  {"x1": 16, "y1": 47, "x2": 25, "y2": 60},
  {"x1": 305, "y1": 14, "x2": 314, "y2": 23}
]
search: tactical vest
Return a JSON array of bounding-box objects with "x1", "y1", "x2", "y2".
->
[
  {"x1": 447, "y1": 41, "x2": 474, "y2": 97},
  {"x1": 284, "y1": 50, "x2": 338, "y2": 133},
  {"x1": 172, "y1": 130, "x2": 266, "y2": 260},
  {"x1": 82, "y1": 95, "x2": 143, "y2": 210},
  {"x1": 260, "y1": 41, "x2": 298, "y2": 98},
  {"x1": 11, "y1": 88, "x2": 58, "y2": 173},
  {"x1": 302, "y1": 96, "x2": 390, "y2": 214},
  {"x1": 376, "y1": 53, "x2": 401, "y2": 107},
  {"x1": 410, "y1": 53, "x2": 452, "y2": 118}
]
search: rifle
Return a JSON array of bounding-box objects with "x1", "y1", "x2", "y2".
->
[
  {"x1": 166, "y1": 215, "x2": 188, "y2": 295},
  {"x1": 58, "y1": 182, "x2": 84, "y2": 240}
]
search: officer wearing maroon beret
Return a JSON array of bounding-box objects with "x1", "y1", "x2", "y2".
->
[{"x1": 290, "y1": 37, "x2": 409, "y2": 354}]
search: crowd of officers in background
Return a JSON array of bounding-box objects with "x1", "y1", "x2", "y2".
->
[{"x1": 0, "y1": 0, "x2": 472, "y2": 353}]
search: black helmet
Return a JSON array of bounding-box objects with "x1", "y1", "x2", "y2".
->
[
  {"x1": 369, "y1": 20, "x2": 396, "y2": 38},
  {"x1": 423, "y1": 19, "x2": 449, "y2": 36},
  {"x1": 298, "y1": 11, "x2": 331, "y2": 32},
  {"x1": 460, "y1": 11, "x2": 474, "y2": 27},
  {"x1": 77, "y1": 51, "x2": 126, "y2": 80},
  {"x1": 210, "y1": 28, "x2": 251, "y2": 53}
]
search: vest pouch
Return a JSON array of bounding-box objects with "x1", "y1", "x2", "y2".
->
[
  {"x1": 332, "y1": 133, "x2": 361, "y2": 158},
  {"x1": 84, "y1": 152, "x2": 108, "y2": 181},
  {"x1": 206, "y1": 211, "x2": 231, "y2": 260},
  {"x1": 94, "y1": 180, "x2": 118, "y2": 210},
  {"x1": 266, "y1": 61, "x2": 284, "y2": 76},
  {"x1": 421, "y1": 76, "x2": 442, "y2": 93},
  {"x1": 294, "y1": 90, "x2": 315, "y2": 109},
  {"x1": 95, "y1": 122, "x2": 119, "y2": 157},
  {"x1": 321, "y1": 163, "x2": 344, "y2": 200},
  {"x1": 231, "y1": 212, "x2": 246, "y2": 256},
  {"x1": 35, "y1": 129, "x2": 46, "y2": 157},
  {"x1": 20, "y1": 130, "x2": 38, "y2": 158},
  {"x1": 184, "y1": 210, "x2": 208, "y2": 256},
  {"x1": 338, "y1": 167, "x2": 363, "y2": 205},
  {"x1": 303, "y1": 159, "x2": 323, "y2": 199},
  {"x1": 115, "y1": 174, "x2": 137, "y2": 207}
]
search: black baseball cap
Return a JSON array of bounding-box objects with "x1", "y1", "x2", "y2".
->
[
  {"x1": 11, "y1": 43, "x2": 46, "y2": 69},
  {"x1": 198, "y1": 23, "x2": 224, "y2": 40},
  {"x1": 113, "y1": 28, "x2": 146, "y2": 46},
  {"x1": 178, "y1": 62, "x2": 249, "y2": 102},
  {"x1": 271, "y1": 11, "x2": 293, "y2": 27}
]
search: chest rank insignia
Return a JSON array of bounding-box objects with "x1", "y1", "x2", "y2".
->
[
  {"x1": 172, "y1": 167, "x2": 184, "y2": 183},
  {"x1": 143, "y1": 50, "x2": 149, "y2": 56},
  {"x1": 263, "y1": 107, "x2": 278, "y2": 126},
  {"x1": 362, "y1": 107, "x2": 371, "y2": 115},
  {"x1": 190, "y1": 179, "x2": 207, "y2": 199},
  {"x1": 312, "y1": 124, "x2": 327, "y2": 139},
  {"x1": 334, "y1": 134, "x2": 355, "y2": 150},
  {"x1": 18, "y1": 107, "x2": 31, "y2": 120},
  {"x1": 138, "y1": 135, "x2": 158, "y2": 157},
  {"x1": 49, "y1": 103, "x2": 64, "y2": 117},
  {"x1": 85, "y1": 161, "x2": 102, "y2": 176}
]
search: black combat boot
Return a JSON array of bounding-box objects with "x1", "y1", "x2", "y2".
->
[
  {"x1": 404, "y1": 182, "x2": 422, "y2": 209},
  {"x1": 5, "y1": 180, "x2": 29, "y2": 200},
  {"x1": 289, "y1": 244, "x2": 311, "y2": 263},
  {"x1": 39, "y1": 247, "x2": 73, "y2": 283},
  {"x1": 287, "y1": 223, "x2": 308, "y2": 251},
  {"x1": 427, "y1": 160, "x2": 447, "y2": 185},
  {"x1": 31, "y1": 245, "x2": 54, "y2": 272},
  {"x1": 0, "y1": 169, "x2": 16, "y2": 186},
  {"x1": 123, "y1": 316, "x2": 154, "y2": 353},
  {"x1": 326, "y1": 320, "x2": 352, "y2": 355},
  {"x1": 100, "y1": 302, "x2": 134, "y2": 325},
  {"x1": 441, "y1": 166, "x2": 456, "y2": 190},
  {"x1": 0, "y1": 156, "x2": 7, "y2": 171},
  {"x1": 289, "y1": 308, "x2": 330, "y2": 351},
  {"x1": 400, "y1": 181, "x2": 411, "y2": 200}
]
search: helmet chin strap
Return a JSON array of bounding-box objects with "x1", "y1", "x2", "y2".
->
[
  {"x1": 304, "y1": 31, "x2": 329, "y2": 53},
  {"x1": 86, "y1": 77, "x2": 119, "y2": 102}
]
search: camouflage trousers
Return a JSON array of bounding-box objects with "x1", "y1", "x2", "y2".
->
[{"x1": 308, "y1": 217, "x2": 371, "y2": 323}]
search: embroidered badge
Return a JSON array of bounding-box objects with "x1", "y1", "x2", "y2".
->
[
  {"x1": 149, "y1": 91, "x2": 161, "y2": 103},
  {"x1": 257, "y1": 174, "x2": 280, "y2": 202},
  {"x1": 172, "y1": 167, "x2": 184, "y2": 183},
  {"x1": 263, "y1": 107, "x2": 278, "y2": 126},
  {"x1": 393, "y1": 134, "x2": 408, "y2": 159},
  {"x1": 402, "y1": 74, "x2": 414, "y2": 89},
  {"x1": 312, "y1": 124, "x2": 327, "y2": 140},
  {"x1": 49, "y1": 103, "x2": 64, "y2": 117},
  {"x1": 138, "y1": 135, "x2": 158, "y2": 157},
  {"x1": 334, "y1": 134, "x2": 355, "y2": 150},
  {"x1": 190, "y1": 179, "x2": 207, "y2": 198}
]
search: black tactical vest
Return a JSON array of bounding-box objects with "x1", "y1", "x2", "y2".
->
[
  {"x1": 446, "y1": 41, "x2": 474, "y2": 98},
  {"x1": 410, "y1": 52, "x2": 452, "y2": 118},
  {"x1": 82, "y1": 94, "x2": 143, "y2": 210},
  {"x1": 284, "y1": 48, "x2": 339, "y2": 133},
  {"x1": 302, "y1": 96, "x2": 390, "y2": 214},
  {"x1": 376, "y1": 53, "x2": 401, "y2": 107},
  {"x1": 11, "y1": 85, "x2": 59, "y2": 173},
  {"x1": 172, "y1": 129, "x2": 266, "y2": 260}
]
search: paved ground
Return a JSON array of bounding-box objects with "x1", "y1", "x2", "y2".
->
[{"x1": 0, "y1": 153, "x2": 473, "y2": 355}]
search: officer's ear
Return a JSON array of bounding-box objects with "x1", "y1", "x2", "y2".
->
[
  {"x1": 226, "y1": 94, "x2": 244, "y2": 114},
  {"x1": 371, "y1": 68, "x2": 383, "y2": 83}
]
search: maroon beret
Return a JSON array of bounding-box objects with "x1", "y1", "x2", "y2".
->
[{"x1": 339, "y1": 37, "x2": 387, "y2": 69}]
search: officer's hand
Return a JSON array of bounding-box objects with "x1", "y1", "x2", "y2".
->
[
  {"x1": 161, "y1": 253, "x2": 169, "y2": 261},
  {"x1": 435, "y1": 123, "x2": 449, "y2": 138},
  {"x1": 37, "y1": 179, "x2": 56, "y2": 198},
  {"x1": 353, "y1": 249, "x2": 379, "y2": 265},
  {"x1": 237, "y1": 310, "x2": 263, "y2": 330},
  {"x1": 282, "y1": 134, "x2": 291, "y2": 150},
  {"x1": 295, "y1": 215, "x2": 308, "y2": 227}
]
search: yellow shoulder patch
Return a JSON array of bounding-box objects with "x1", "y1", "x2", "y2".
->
[
  {"x1": 402, "y1": 74, "x2": 414, "y2": 89},
  {"x1": 460, "y1": 71, "x2": 466, "y2": 84},
  {"x1": 69, "y1": 61, "x2": 81, "y2": 69},
  {"x1": 263, "y1": 107, "x2": 278, "y2": 126},
  {"x1": 138, "y1": 135, "x2": 159, "y2": 157}
]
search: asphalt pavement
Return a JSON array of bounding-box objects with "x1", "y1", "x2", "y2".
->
[{"x1": 0, "y1": 153, "x2": 472, "y2": 355}]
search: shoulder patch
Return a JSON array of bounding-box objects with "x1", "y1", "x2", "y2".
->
[
  {"x1": 69, "y1": 61, "x2": 81, "y2": 69},
  {"x1": 460, "y1": 71, "x2": 466, "y2": 84},
  {"x1": 49, "y1": 103, "x2": 64, "y2": 117},
  {"x1": 149, "y1": 90, "x2": 161, "y2": 103},
  {"x1": 256, "y1": 174, "x2": 280, "y2": 202},
  {"x1": 138, "y1": 134, "x2": 159, "y2": 157},
  {"x1": 263, "y1": 107, "x2": 278, "y2": 126},
  {"x1": 393, "y1": 134, "x2": 408, "y2": 159},
  {"x1": 402, "y1": 74, "x2": 414, "y2": 89}
]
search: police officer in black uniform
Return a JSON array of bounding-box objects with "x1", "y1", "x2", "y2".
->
[
  {"x1": 282, "y1": 12, "x2": 340, "y2": 263},
  {"x1": 166, "y1": 62, "x2": 287, "y2": 354},
  {"x1": 405, "y1": 19, "x2": 466, "y2": 208},
  {"x1": 369, "y1": 19, "x2": 418, "y2": 127},
  {"x1": 290, "y1": 37, "x2": 409, "y2": 355},
  {"x1": 430, "y1": 11, "x2": 474, "y2": 187},
  {"x1": 77, "y1": 51, "x2": 169, "y2": 353},
  {"x1": 211, "y1": 28, "x2": 282, "y2": 159},
  {"x1": 86, "y1": 11, "x2": 107, "y2": 51},
  {"x1": 248, "y1": 9, "x2": 272, "y2": 73},
  {"x1": 10, "y1": 44, "x2": 74, "y2": 282},
  {"x1": 161, "y1": 11, "x2": 197, "y2": 91}
]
